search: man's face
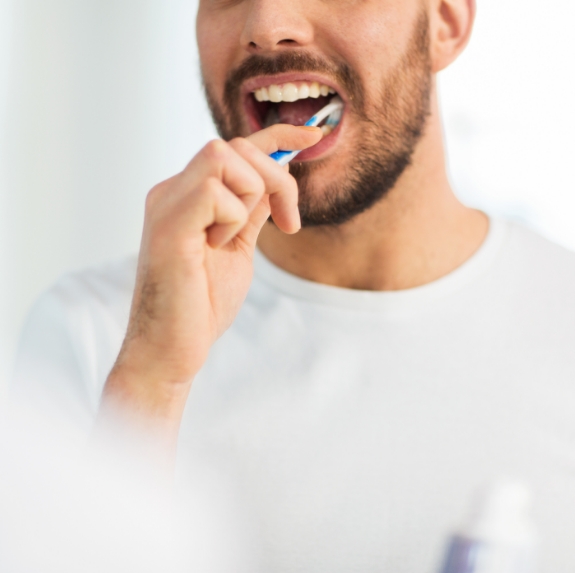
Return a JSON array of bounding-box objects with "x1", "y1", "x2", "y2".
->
[{"x1": 197, "y1": 0, "x2": 432, "y2": 227}]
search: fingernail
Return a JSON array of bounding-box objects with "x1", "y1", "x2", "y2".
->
[{"x1": 300, "y1": 126, "x2": 322, "y2": 132}]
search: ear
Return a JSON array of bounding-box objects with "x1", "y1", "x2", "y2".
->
[{"x1": 429, "y1": 0, "x2": 476, "y2": 72}]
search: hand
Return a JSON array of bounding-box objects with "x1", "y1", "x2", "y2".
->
[{"x1": 101, "y1": 124, "x2": 322, "y2": 434}]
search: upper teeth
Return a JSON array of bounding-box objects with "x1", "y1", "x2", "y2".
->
[{"x1": 253, "y1": 82, "x2": 336, "y2": 103}]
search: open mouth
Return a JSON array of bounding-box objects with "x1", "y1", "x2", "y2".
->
[{"x1": 245, "y1": 80, "x2": 344, "y2": 137}]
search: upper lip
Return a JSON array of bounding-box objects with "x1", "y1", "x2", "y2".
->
[{"x1": 241, "y1": 72, "x2": 348, "y2": 104}]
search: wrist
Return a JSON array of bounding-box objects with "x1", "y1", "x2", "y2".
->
[
  {"x1": 95, "y1": 364, "x2": 192, "y2": 478},
  {"x1": 102, "y1": 359, "x2": 193, "y2": 425}
]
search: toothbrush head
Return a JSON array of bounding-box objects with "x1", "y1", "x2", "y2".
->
[
  {"x1": 325, "y1": 106, "x2": 342, "y2": 127},
  {"x1": 304, "y1": 96, "x2": 344, "y2": 128},
  {"x1": 269, "y1": 96, "x2": 344, "y2": 166}
]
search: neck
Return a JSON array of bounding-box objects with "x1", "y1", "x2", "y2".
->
[{"x1": 257, "y1": 89, "x2": 488, "y2": 291}]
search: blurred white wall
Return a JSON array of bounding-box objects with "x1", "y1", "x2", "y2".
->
[
  {"x1": 1, "y1": 0, "x2": 574, "y2": 387},
  {"x1": 0, "y1": 0, "x2": 217, "y2": 386},
  {"x1": 440, "y1": 0, "x2": 575, "y2": 244}
]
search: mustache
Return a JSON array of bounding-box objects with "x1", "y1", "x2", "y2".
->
[{"x1": 222, "y1": 52, "x2": 366, "y2": 117}]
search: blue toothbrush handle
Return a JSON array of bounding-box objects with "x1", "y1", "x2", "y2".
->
[
  {"x1": 270, "y1": 150, "x2": 293, "y2": 162},
  {"x1": 270, "y1": 149, "x2": 300, "y2": 166}
]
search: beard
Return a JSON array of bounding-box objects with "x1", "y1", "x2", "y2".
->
[{"x1": 203, "y1": 11, "x2": 432, "y2": 228}]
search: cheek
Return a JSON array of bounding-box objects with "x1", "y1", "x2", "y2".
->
[
  {"x1": 196, "y1": 9, "x2": 240, "y2": 90},
  {"x1": 319, "y1": 3, "x2": 419, "y2": 86}
]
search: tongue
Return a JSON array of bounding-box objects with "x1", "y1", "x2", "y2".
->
[{"x1": 277, "y1": 96, "x2": 331, "y2": 126}]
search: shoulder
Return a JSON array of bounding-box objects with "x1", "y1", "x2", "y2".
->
[
  {"x1": 44, "y1": 256, "x2": 138, "y2": 316},
  {"x1": 502, "y1": 219, "x2": 575, "y2": 283},
  {"x1": 506, "y1": 220, "x2": 575, "y2": 262},
  {"x1": 13, "y1": 256, "x2": 138, "y2": 419},
  {"x1": 489, "y1": 218, "x2": 575, "y2": 325},
  {"x1": 25, "y1": 254, "x2": 139, "y2": 364},
  {"x1": 26, "y1": 256, "x2": 139, "y2": 341}
]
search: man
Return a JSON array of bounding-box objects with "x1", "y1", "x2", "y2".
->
[{"x1": 13, "y1": 0, "x2": 575, "y2": 571}]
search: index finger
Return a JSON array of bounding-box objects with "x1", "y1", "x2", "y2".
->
[
  {"x1": 247, "y1": 123, "x2": 322, "y2": 156},
  {"x1": 230, "y1": 124, "x2": 321, "y2": 234}
]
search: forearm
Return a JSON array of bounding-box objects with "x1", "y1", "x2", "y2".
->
[
  {"x1": 95, "y1": 358, "x2": 194, "y2": 472},
  {"x1": 104, "y1": 365, "x2": 191, "y2": 428}
]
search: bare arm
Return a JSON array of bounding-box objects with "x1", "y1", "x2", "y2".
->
[{"x1": 97, "y1": 124, "x2": 322, "y2": 468}]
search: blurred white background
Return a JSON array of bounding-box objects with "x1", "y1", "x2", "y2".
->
[{"x1": 1, "y1": 0, "x2": 574, "y2": 388}]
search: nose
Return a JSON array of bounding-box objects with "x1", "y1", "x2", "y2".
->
[{"x1": 240, "y1": 0, "x2": 314, "y2": 54}]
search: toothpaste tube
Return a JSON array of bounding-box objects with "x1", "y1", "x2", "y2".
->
[{"x1": 439, "y1": 481, "x2": 537, "y2": 573}]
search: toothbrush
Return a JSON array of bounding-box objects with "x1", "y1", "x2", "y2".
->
[{"x1": 269, "y1": 97, "x2": 343, "y2": 166}]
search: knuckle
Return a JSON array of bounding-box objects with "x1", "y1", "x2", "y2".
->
[
  {"x1": 229, "y1": 136, "x2": 246, "y2": 148},
  {"x1": 202, "y1": 139, "x2": 229, "y2": 162},
  {"x1": 205, "y1": 175, "x2": 222, "y2": 193},
  {"x1": 254, "y1": 176, "x2": 266, "y2": 197},
  {"x1": 234, "y1": 204, "x2": 249, "y2": 228},
  {"x1": 197, "y1": 176, "x2": 222, "y2": 201},
  {"x1": 145, "y1": 182, "x2": 166, "y2": 210},
  {"x1": 238, "y1": 199, "x2": 249, "y2": 218},
  {"x1": 227, "y1": 191, "x2": 248, "y2": 222},
  {"x1": 229, "y1": 137, "x2": 253, "y2": 154}
]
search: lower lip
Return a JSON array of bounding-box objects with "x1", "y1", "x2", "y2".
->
[
  {"x1": 244, "y1": 96, "x2": 345, "y2": 162},
  {"x1": 294, "y1": 119, "x2": 343, "y2": 162}
]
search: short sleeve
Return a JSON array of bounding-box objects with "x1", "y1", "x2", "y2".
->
[{"x1": 11, "y1": 260, "x2": 135, "y2": 436}]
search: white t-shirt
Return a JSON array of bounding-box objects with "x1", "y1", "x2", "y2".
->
[{"x1": 13, "y1": 218, "x2": 575, "y2": 572}]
